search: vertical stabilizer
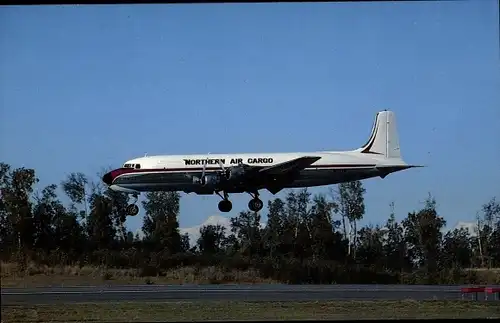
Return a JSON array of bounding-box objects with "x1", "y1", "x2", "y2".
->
[{"x1": 355, "y1": 110, "x2": 401, "y2": 159}]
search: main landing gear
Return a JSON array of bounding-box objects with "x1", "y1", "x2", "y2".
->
[
  {"x1": 216, "y1": 191, "x2": 232, "y2": 213},
  {"x1": 247, "y1": 192, "x2": 263, "y2": 212},
  {"x1": 126, "y1": 193, "x2": 140, "y2": 216},
  {"x1": 215, "y1": 191, "x2": 264, "y2": 213}
]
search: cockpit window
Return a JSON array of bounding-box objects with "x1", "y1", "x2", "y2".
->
[{"x1": 123, "y1": 163, "x2": 140, "y2": 169}]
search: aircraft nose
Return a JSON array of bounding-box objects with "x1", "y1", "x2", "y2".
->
[{"x1": 102, "y1": 171, "x2": 113, "y2": 185}]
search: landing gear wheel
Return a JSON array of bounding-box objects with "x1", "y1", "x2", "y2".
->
[
  {"x1": 126, "y1": 204, "x2": 139, "y2": 216},
  {"x1": 248, "y1": 198, "x2": 263, "y2": 212},
  {"x1": 215, "y1": 191, "x2": 232, "y2": 213},
  {"x1": 218, "y1": 200, "x2": 232, "y2": 213}
]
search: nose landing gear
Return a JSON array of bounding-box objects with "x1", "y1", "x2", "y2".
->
[{"x1": 126, "y1": 193, "x2": 140, "y2": 216}]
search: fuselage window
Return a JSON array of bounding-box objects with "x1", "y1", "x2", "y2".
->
[
  {"x1": 123, "y1": 163, "x2": 131, "y2": 168},
  {"x1": 135, "y1": 164, "x2": 141, "y2": 169}
]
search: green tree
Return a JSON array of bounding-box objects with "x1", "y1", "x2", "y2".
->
[
  {"x1": 309, "y1": 193, "x2": 343, "y2": 260},
  {"x1": 441, "y1": 228, "x2": 473, "y2": 269},
  {"x1": 142, "y1": 191, "x2": 182, "y2": 255},
  {"x1": 197, "y1": 224, "x2": 227, "y2": 255},
  {"x1": 0, "y1": 163, "x2": 15, "y2": 254},
  {"x1": 383, "y1": 202, "x2": 410, "y2": 272},
  {"x1": 402, "y1": 194, "x2": 446, "y2": 281},
  {"x1": 230, "y1": 210, "x2": 262, "y2": 258},
  {"x1": 32, "y1": 184, "x2": 60, "y2": 252},
  {"x1": 1, "y1": 166, "x2": 38, "y2": 254},
  {"x1": 104, "y1": 188, "x2": 129, "y2": 244},
  {"x1": 283, "y1": 189, "x2": 312, "y2": 259},
  {"x1": 263, "y1": 198, "x2": 287, "y2": 258},
  {"x1": 180, "y1": 232, "x2": 191, "y2": 252},
  {"x1": 357, "y1": 224, "x2": 384, "y2": 268},
  {"x1": 52, "y1": 206, "x2": 85, "y2": 259},
  {"x1": 336, "y1": 180, "x2": 366, "y2": 257},
  {"x1": 476, "y1": 197, "x2": 500, "y2": 267},
  {"x1": 61, "y1": 172, "x2": 89, "y2": 222},
  {"x1": 488, "y1": 223, "x2": 500, "y2": 267},
  {"x1": 86, "y1": 190, "x2": 116, "y2": 250}
]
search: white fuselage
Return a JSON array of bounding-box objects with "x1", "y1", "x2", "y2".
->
[
  {"x1": 108, "y1": 150, "x2": 407, "y2": 195},
  {"x1": 103, "y1": 110, "x2": 418, "y2": 197}
]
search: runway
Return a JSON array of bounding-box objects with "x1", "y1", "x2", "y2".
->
[{"x1": 3, "y1": 284, "x2": 498, "y2": 305}]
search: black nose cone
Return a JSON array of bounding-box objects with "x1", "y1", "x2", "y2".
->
[{"x1": 102, "y1": 172, "x2": 113, "y2": 185}]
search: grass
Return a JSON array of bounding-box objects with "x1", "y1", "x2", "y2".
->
[
  {"x1": 1, "y1": 261, "x2": 277, "y2": 287},
  {"x1": 2, "y1": 300, "x2": 500, "y2": 321},
  {"x1": 2, "y1": 261, "x2": 499, "y2": 288}
]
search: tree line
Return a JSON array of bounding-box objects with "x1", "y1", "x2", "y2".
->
[{"x1": 1, "y1": 162, "x2": 499, "y2": 284}]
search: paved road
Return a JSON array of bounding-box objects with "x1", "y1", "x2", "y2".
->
[{"x1": 2, "y1": 284, "x2": 499, "y2": 305}]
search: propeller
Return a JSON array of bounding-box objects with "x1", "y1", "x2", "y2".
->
[
  {"x1": 217, "y1": 159, "x2": 225, "y2": 172},
  {"x1": 200, "y1": 155, "x2": 209, "y2": 185},
  {"x1": 189, "y1": 153, "x2": 230, "y2": 186},
  {"x1": 217, "y1": 159, "x2": 230, "y2": 179}
]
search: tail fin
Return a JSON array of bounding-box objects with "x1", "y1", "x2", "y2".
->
[{"x1": 354, "y1": 110, "x2": 402, "y2": 159}]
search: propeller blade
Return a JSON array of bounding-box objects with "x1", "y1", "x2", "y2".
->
[
  {"x1": 218, "y1": 159, "x2": 225, "y2": 171},
  {"x1": 201, "y1": 156, "x2": 208, "y2": 178}
]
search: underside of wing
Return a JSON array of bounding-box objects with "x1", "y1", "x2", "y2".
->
[
  {"x1": 185, "y1": 156, "x2": 323, "y2": 195},
  {"x1": 258, "y1": 156, "x2": 322, "y2": 176}
]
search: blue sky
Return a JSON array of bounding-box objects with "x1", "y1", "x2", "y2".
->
[{"x1": 1, "y1": 1, "x2": 499, "y2": 233}]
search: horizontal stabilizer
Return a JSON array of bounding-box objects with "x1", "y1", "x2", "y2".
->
[
  {"x1": 376, "y1": 164, "x2": 425, "y2": 171},
  {"x1": 376, "y1": 164, "x2": 425, "y2": 178}
]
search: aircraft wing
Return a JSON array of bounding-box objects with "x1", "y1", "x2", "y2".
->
[
  {"x1": 201, "y1": 156, "x2": 322, "y2": 195},
  {"x1": 257, "y1": 156, "x2": 322, "y2": 176}
]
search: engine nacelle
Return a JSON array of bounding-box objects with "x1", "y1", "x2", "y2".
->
[
  {"x1": 202, "y1": 174, "x2": 222, "y2": 186},
  {"x1": 225, "y1": 165, "x2": 247, "y2": 180},
  {"x1": 192, "y1": 165, "x2": 248, "y2": 189},
  {"x1": 193, "y1": 174, "x2": 222, "y2": 187}
]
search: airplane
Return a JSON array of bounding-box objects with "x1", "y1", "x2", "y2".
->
[{"x1": 102, "y1": 110, "x2": 421, "y2": 216}]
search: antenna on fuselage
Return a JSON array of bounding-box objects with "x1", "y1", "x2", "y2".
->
[{"x1": 144, "y1": 152, "x2": 148, "y2": 157}]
